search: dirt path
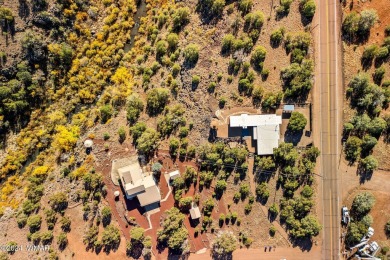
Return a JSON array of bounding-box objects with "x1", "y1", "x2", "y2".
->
[{"x1": 189, "y1": 245, "x2": 321, "y2": 260}]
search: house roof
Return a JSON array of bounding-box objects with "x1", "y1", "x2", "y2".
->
[
  {"x1": 254, "y1": 124, "x2": 280, "y2": 155},
  {"x1": 229, "y1": 114, "x2": 282, "y2": 155},
  {"x1": 117, "y1": 164, "x2": 143, "y2": 184},
  {"x1": 189, "y1": 207, "x2": 201, "y2": 219},
  {"x1": 168, "y1": 170, "x2": 180, "y2": 179},
  {"x1": 230, "y1": 114, "x2": 282, "y2": 128},
  {"x1": 117, "y1": 162, "x2": 161, "y2": 207},
  {"x1": 137, "y1": 182, "x2": 161, "y2": 207}
]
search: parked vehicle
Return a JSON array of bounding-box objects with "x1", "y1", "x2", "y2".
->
[{"x1": 341, "y1": 206, "x2": 350, "y2": 225}]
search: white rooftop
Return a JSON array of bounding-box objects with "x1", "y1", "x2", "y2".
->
[
  {"x1": 230, "y1": 114, "x2": 282, "y2": 128},
  {"x1": 230, "y1": 114, "x2": 282, "y2": 155},
  {"x1": 117, "y1": 162, "x2": 161, "y2": 207},
  {"x1": 168, "y1": 170, "x2": 181, "y2": 180},
  {"x1": 253, "y1": 125, "x2": 281, "y2": 155},
  {"x1": 189, "y1": 207, "x2": 201, "y2": 219}
]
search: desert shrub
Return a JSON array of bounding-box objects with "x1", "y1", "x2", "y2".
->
[
  {"x1": 118, "y1": 127, "x2": 126, "y2": 143},
  {"x1": 100, "y1": 104, "x2": 113, "y2": 123},
  {"x1": 288, "y1": 112, "x2": 307, "y2": 131},
  {"x1": 184, "y1": 44, "x2": 199, "y2": 64},
  {"x1": 250, "y1": 46, "x2": 267, "y2": 70},
  {"x1": 270, "y1": 27, "x2": 285, "y2": 46},
  {"x1": 57, "y1": 232, "x2": 68, "y2": 249},
  {"x1": 60, "y1": 216, "x2": 71, "y2": 232},
  {"x1": 156, "y1": 40, "x2": 168, "y2": 58},
  {"x1": 277, "y1": 0, "x2": 293, "y2": 15},
  {"x1": 17, "y1": 213, "x2": 28, "y2": 228},
  {"x1": 172, "y1": 7, "x2": 190, "y2": 31},
  {"x1": 126, "y1": 94, "x2": 144, "y2": 124},
  {"x1": 238, "y1": 0, "x2": 253, "y2": 14},
  {"x1": 167, "y1": 33, "x2": 179, "y2": 51},
  {"x1": 41, "y1": 231, "x2": 53, "y2": 245},
  {"x1": 172, "y1": 63, "x2": 181, "y2": 77},
  {"x1": 27, "y1": 215, "x2": 42, "y2": 233},
  {"x1": 351, "y1": 192, "x2": 375, "y2": 218},
  {"x1": 45, "y1": 209, "x2": 57, "y2": 230},
  {"x1": 385, "y1": 220, "x2": 390, "y2": 237}
]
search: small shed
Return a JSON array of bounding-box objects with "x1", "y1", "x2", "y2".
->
[
  {"x1": 168, "y1": 170, "x2": 180, "y2": 180},
  {"x1": 283, "y1": 104, "x2": 295, "y2": 113},
  {"x1": 189, "y1": 207, "x2": 201, "y2": 220}
]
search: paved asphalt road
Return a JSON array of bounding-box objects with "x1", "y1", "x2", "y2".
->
[{"x1": 317, "y1": 0, "x2": 343, "y2": 259}]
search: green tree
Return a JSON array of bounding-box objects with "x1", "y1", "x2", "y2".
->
[
  {"x1": 136, "y1": 128, "x2": 160, "y2": 154},
  {"x1": 157, "y1": 208, "x2": 188, "y2": 252},
  {"x1": 351, "y1": 192, "x2": 376, "y2": 218},
  {"x1": 50, "y1": 192, "x2": 68, "y2": 212},
  {"x1": 342, "y1": 12, "x2": 360, "y2": 36},
  {"x1": 358, "y1": 9, "x2": 378, "y2": 33},
  {"x1": 288, "y1": 112, "x2": 307, "y2": 131},
  {"x1": 130, "y1": 122, "x2": 147, "y2": 144},
  {"x1": 368, "y1": 117, "x2": 386, "y2": 137},
  {"x1": 346, "y1": 221, "x2": 368, "y2": 246},
  {"x1": 126, "y1": 94, "x2": 144, "y2": 124},
  {"x1": 146, "y1": 88, "x2": 170, "y2": 115},
  {"x1": 270, "y1": 27, "x2": 285, "y2": 46},
  {"x1": 212, "y1": 231, "x2": 237, "y2": 256},
  {"x1": 256, "y1": 182, "x2": 270, "y2": 201},
  {"x1": 361, "y1": 135, "x2": 377, "y2": 153},
  {"x1": 239, "y1": 183, "x2": 250, "y2": 198},
  {"x1": 360, "y1": 155, "x2": 378, "y2": 172},
  {"x1": 215, "y1": 180, "x2": 227, "y2": 195},
  {"x1": 101, "y1": 206, "x2": 112, "y2": 227},
  {"x1": 301, "y1": 0, "x2": 316, "y2": 19},
  {"x1": 345, "y1": 136, "x2": 362, "y2": 161},
  {"x1": 299, "y1": 215, "x2": 321, "y2": 237},
  {"x1": 101, "y1": 224, "x2": 121, "y2": 250},
  {"x1": 83, "y1": 226, "x2": 99, "y2": 246},
  {"x1": 178, "y1": 197, "x2": 192, "y2": 211},
  {"x1": 130, "y1": 227, "x2": 145, "y2": 242}
]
